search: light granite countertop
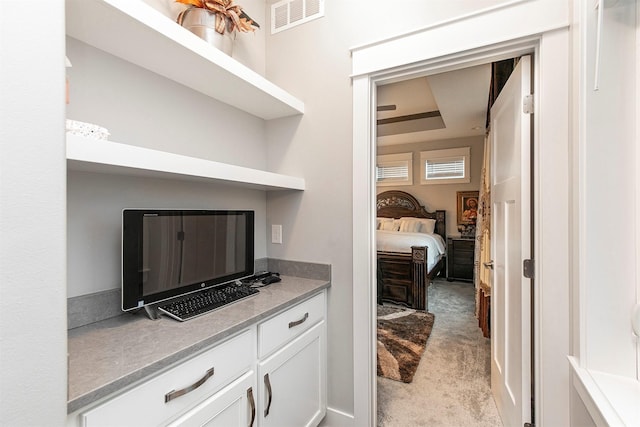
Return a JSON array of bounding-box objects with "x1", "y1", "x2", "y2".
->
[{"x1": 67, "y1": 276, "x2": 330, "y2": 413}]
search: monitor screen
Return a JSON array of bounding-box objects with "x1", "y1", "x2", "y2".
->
[{"x1": 122, "y1": 209, "x2": 255, "y2": 311}]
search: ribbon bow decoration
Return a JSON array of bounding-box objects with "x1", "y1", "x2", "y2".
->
[{"x1": 177, "y1": 0, "x2": 260, "y2": 34}]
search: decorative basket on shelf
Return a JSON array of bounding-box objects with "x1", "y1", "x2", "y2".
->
[{"x1": 175, "y1": 0, "x2": 260, "y2": 56}]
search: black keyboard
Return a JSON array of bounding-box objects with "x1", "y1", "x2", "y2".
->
[{"x1": 158, "y1": 283, "x2": 259, "y2": 322}]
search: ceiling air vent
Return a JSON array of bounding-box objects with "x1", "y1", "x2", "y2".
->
[{"x1": 271, "y1": 0, "x2": 324, "y2": 34}]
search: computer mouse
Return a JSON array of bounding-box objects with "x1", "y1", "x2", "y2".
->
[{"x1": 261, "y1": 275, "x2": 282, "y2": 285}]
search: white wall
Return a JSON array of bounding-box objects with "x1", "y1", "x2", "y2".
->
[
  {"x1": 0, "y1": 1, "x2": 67, "y2": 425},
  {"x1": 66, "y1": 37, "x2": 267, "y2": 169},
  {"x1": 568, "y1": 0, "x2": 639, "y2": 423},
  {"x1": 67, "y1": 171, "x2": 267, "y2": 297},
  {"x1": 264, "y1": 0, "x2": 529, "y2": 418},
  {"x1": 578, "y1": 0, "x2": 637, "y2": 376},
  {"x1": 376, "y1": 136, "x2": 484, "y2": 237}
]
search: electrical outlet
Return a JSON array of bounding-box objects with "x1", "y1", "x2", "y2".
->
[{"x1": 271, "y1": 224, "x2": 282, "y2": 244}]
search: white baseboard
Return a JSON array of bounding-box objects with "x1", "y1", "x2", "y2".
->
[{"x1": 319, "y1": 406, "x2": 355, "y2": 427}]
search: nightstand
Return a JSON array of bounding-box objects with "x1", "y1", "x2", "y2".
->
[{"x1": 447, "y1": 237, "x2": 475, "y2": 282}]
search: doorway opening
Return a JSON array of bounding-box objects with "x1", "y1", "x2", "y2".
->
[{"x1": 373, "y1": 56, "x2": 527, "y2": 426}]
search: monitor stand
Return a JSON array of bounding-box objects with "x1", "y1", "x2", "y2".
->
[{"x1": 143, "y1": 305, "x2": 162, "y2": 321}]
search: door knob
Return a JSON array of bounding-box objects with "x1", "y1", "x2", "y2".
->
[{"x1": 483, "y1": 261, "x2": 494, "y2": 270}]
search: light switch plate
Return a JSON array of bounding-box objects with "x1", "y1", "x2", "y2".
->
[{"x1": 271, "y1": 224, "x2": 282, "y2": 244}]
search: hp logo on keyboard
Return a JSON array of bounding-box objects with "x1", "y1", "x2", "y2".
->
[{"x1": 200, "y1": 283, "x2": 205, "y2": 288}]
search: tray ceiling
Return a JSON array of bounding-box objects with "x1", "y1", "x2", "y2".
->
[{"x1": 377, "y1": 64, "x2": 491, "y2": 146}]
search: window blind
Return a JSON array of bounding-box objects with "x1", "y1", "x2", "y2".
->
[
  {"x1": 426, "y1": 157, "x2": 465, "y2": 179},
  {"x1": 376, "y1": 153, "x2": 413, "y2": 185},
  {"x1": 420, "y1": 147, "x2": 470, "y2": 185},
  {"x1": 377, "y1": 163, "x2": 409, "y2": 181}
]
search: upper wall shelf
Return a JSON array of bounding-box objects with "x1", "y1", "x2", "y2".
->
[
  {"x1": 67, "y1": 135, "x2": 306, "y2": 191},
  {"x1": 65, "y1": 0, "x2": 304, "y2": 120}
]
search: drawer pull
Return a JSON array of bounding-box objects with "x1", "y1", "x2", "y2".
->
[
  {"x1": 164, "y1": 367, "x2": 214, "y2": 403},
  {"x1": 288, "y1": 312, "x2": 309, "y2": 329},
  {"x1": 247, "y1": 387, "x2": 256, "y2": 427},
  {"x1": 264, "y1": 373, "x2": 272, "y2": 417}
]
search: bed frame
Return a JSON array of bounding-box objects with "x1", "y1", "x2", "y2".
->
[{"x1": 377, "y1": 190, "x2": 446, "y2": 310}]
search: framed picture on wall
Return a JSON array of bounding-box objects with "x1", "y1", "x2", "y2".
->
[{"x1": 457, "y1": 191, "x2": 479, "y2": 225}]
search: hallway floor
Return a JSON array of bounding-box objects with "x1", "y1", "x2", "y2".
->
[{"x1": 377, "y1": 279, "x2": 503, "y2": 427}]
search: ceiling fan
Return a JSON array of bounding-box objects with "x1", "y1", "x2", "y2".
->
[
  {"x1": 377, "y1": 110, "x2": 442, "y2": 125},
  {"x1": 376, "y1": 104, "x2": 396, "y2": 111}
]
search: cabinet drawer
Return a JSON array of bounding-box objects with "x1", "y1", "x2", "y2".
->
[
  {"x1": 165, "y1": 371, "x2": 255, "y2": 427},
  {"x1": 258, "y1": 292, "x2": 325, "y2": 358},
  {"x1": 453, "y1": 240, "x2": 474, "y2": 251},
  {"x1": 80, "y1": 330, "x2": 254, "y2": 427},
  {"x1": 453, "y1": 249, "x2": 474, "y2": 261},
  {"x1": 452, "y1": 264, "x2": 474, "y2": 279}
]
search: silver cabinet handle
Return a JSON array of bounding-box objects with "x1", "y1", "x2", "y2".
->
[
  {"x1": 165, "y1": 367, "x2": 214, "y2": 403},
  {"x1": 247, "y1": 387, "x2": 256, "y2": 427},
  {"x1": 263, "y1": 373, "x2": 273, "y2": 417},
  {"x1": 483, "y1": 261, "x2": 494, "y2": 270},
  {"x1": 288, "y1": 312, "x2": 309, "y2": 329}
]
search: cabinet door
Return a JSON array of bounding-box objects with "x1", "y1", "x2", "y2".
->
[
  {"x1": 165, "y1": 371, "x2": 256, "y2": 427},
  {"x1": 258, "y1": 322, "x2": 326, "y2": 427}
]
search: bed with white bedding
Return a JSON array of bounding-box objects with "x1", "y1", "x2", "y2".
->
[
  {"x1": 376, "y1": 190, "x2": 447, "y2": 310},
  {"x1": 377, "y1": 229, "x2": 446, "y2": 271}
]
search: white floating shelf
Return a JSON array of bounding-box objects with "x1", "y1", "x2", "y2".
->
[
  {"x1": 65, "y1": 0, "x2": 304, "y2": 120},
  {"x1": 67, "y1": 134, "x2": 305, "y2": 191}
]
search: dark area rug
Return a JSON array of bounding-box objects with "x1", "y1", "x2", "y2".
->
[{"x1": 377, "y1": 305, "x2": 435, "y2": 383}]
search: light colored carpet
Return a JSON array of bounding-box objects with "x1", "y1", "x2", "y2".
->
[{"x1": 377, "y1": 279, "x2": 503, "y2": 427}]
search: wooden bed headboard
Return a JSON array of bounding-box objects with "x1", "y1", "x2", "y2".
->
[{"x1": 376, "y1": 190, "x2": 446, "y2": 240}]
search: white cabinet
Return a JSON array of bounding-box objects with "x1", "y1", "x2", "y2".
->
[
  {"x1": 258, "y1": 323, "x2": 326, "y2": 427},
  {"x1": 257, "y1": 292, "x2": 327, "y2": 427},
  {"x1": 68, "y1": 291, "x2": 327, "y2": 427}
]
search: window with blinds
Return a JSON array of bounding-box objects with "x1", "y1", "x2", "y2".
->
[
  {"x1": 420, "y1": 147, "x2": 470, "y2": 185},
  {"x1": 376, "y1": 153, "x2": 413, "y2": 186}
]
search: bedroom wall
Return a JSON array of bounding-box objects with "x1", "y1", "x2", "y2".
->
[{"x1": 376, "y1": 136, "x2": 484, "y2": 237}]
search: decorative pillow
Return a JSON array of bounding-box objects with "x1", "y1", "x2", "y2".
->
[
  {"x1": 378, "y1": 218, "x2": 396, "y2": 231},
  {"x1": 398, "y1": 217, "x2": 437, "y2": 234},
  {"x1": 399, "y1": 219, "x2": 421, "y2": 233},
  {"x1": 417, "y1": 218, "x2": 437, "y2": 234}
]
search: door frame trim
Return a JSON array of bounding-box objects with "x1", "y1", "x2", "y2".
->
[{"x1": 352, "y1": 28, "x2": 571, "y2": 426}]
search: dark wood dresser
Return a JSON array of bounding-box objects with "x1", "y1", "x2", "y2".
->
[{"x1": 447, "y1": 237, "x2": 475, "y2": 282}]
